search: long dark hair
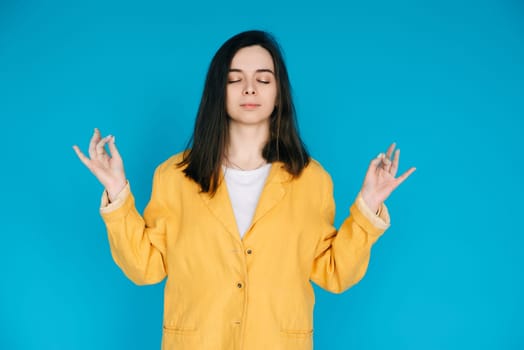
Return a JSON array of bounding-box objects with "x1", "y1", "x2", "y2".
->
[{"x1": 179, "y1": 30, "x2": 310, "y2": 195}]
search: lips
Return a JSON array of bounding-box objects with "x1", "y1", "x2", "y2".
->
[{"x1": 240, "y1": 103, "x2": 260, "y2": 109}]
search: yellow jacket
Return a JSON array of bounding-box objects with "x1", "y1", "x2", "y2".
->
[{"x1": 100, "y1": 153, "x2": 390, "y2": 350}]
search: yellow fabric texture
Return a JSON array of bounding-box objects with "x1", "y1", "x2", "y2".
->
[{"x1": 100, "y1": 153, "x2": 390, "y2": 350}]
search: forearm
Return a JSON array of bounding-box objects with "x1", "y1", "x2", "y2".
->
[
  {"x1": 310, "y1": 193, "x2": 390, "y2": 294},
  {"x1": 100, "y1": 188, "x2": 167, "y2": 285}
]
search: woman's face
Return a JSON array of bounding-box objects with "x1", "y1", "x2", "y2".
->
[{"x1": 226, "y1": 45, "x2": 278, "y2": 127}]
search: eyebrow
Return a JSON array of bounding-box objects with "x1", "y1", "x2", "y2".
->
[{"x1": 229, "y1": 68, "x2": 275, "y2": 74}]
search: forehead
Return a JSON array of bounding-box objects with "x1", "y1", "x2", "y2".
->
[{"x1": 230, "y1": 45, "x2": 275, "y2": 71}]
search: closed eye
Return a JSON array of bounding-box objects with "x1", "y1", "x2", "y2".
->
[
  {"x1": 228, "y1": 79, "x2": 241, "y2": 83},
  {"x1": 257, "y1": 80, "x2": 270, "y2": 84}
]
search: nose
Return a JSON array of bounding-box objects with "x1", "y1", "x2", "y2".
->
[{"x1": 242, "y1": 81, "x2": 256, "y2": 95}]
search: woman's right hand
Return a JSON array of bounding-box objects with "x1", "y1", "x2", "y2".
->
[{"x1": 73, "y1": 128, "x2": 127, "y2": 201}]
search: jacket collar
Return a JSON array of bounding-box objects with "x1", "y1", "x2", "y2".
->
[{"x1": 199, "y1": 162, "x2": 290, "y2": 242}]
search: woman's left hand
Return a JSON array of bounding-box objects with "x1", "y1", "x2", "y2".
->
[{"x1": 360, "y1": 143, "x2": 416, "y2": 213}]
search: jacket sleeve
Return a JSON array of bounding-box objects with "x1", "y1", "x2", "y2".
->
[
  {"x1": 100, "y1": 167, "x2": 168, "y2": 286},
  {"x1": 310, "y1": 171, "x2": 390, "y2": 294}
]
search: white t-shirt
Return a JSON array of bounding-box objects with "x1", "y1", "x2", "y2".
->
[{"x1": 223, "y1": 164, "x2": 272, "y2": 238}]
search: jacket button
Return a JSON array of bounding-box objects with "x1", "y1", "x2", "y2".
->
[
  {"x1": 237, "y1": 282, "x2": 243, "y2": 289},
  {"x1": 246, "y1": 248, "x2": 253, "y2": 255}
]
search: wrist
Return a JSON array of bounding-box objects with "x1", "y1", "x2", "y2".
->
[
  {"x1": 106, "y1": 180, "x2": 127, "y2": 202},
  {"x1": 360, "y1": 191, "x2": 381, "y2": 215}
]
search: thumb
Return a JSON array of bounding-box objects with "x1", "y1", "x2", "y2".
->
[
  {"x1": 366, "y1": 153, "x2": 384, "y2": 175},
  {"x1": 107, "y1": 136, "x2": 122, "y2": 162}
]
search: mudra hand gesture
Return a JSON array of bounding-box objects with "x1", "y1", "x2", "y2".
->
[
  {"x1": 360, "y1": 143, "x2": 416, "y2": 213},
  {"x1": 72, "y1": 128, "x2": 127, "y2": 201},
  {"x1": 73, "y1": 130, "x2": 415, "y2": 210}
]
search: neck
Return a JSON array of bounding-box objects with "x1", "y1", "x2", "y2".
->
[{"x1": 226, "y1": 121, "x2": 269, "y2": 170}]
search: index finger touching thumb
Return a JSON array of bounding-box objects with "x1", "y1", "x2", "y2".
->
[{"x1": 108, "y1": 136, "x2": 121, "y2": 159}]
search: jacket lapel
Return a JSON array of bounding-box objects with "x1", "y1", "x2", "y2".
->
[
  {"x1": 248, "y1": 162, "x2": 289, "y2": 232},
  {"x1": 199, "y1": 162, "x2": 291, "y2": 242},
  {"x1": 199, "y1": 174, "x2": 241, "y2": 242}
]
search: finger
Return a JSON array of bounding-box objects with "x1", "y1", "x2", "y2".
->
[
  {"x1": 95, "y1": 135, "x2": 112, "y2": 157},
  {"x1": 381, "y1": 156, "x2": 392, "y2": 173},
  {"x1": 390, "y1": 149, "x2": 400, "y2": 177},
  {"x1": 88, "y1": 128, "x2": 102, "y2": 159},
  {"x1": 385, "y1": 142, "x2": 396, "y2": 160},
  {"x1": 107, "y1": 135, "x2": 121, "y2": 162},
  {"x1": 367, "y1": 153, "x2": 384, "y2": 177},
  {"x1": 395, "y1": 167, "x2": 416, "y2": 186},
  {"x1": 73, "y1": 145, "x2": 92, "y2": 169}
]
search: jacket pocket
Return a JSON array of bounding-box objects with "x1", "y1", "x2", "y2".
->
[
  {"x1": 280, "y1": 329, "x2": 313, "y2": 349},
  {"x1": 162, "y1": 325, "x2": 200, "y2": 350}
]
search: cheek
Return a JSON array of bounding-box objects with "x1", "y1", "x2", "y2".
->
[
  {"x1": 226, "y1": 87, "x2": 236, "y2": 105},
  {"x1": 261, "y1": 84, "x2": 277, "y2": 101},
  {"x1": 225, "y1": 93, "x2": 232, "y2": 116},
  {"x1": 227, "y1": 84, "x2": 243, "y2": 98},
  {"x1": 270, "y1": 88, "x2": 278, "y2": 105}
]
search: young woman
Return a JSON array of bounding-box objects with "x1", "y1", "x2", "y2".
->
[{"x1": 73, "y1": 30, "x2": 415, "y2": 350}]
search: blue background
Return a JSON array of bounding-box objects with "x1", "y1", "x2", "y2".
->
[{"x1": 1, "y1": 0, "x2": 522, "y2": 349}]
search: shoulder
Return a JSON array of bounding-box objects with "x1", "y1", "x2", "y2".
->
[
  {"x1": 305, "y1": 158, "x2": 328, "y2": 173},
  {"x1": 282, "y1": 158, "x2": 334, "y2": 207},
  {"x1": 148, "y1": 151, "x2": 202, "y2": 195},
  {"x1": 299, "y1": 158, "x2": 332, "y2": 184},
  {"x1": 150, "y1": 151, "x2": 192, "y2": 186},
  {"x1": 155, "y1": 151, "x2": 186, "y2": 173},
  {"x1": 280, "y1": 158, "x2": 333, "y2": 195}
]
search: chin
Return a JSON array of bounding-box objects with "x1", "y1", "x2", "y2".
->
[
  {"x1": 229, "y1": 114, "x2": 270, "y2": 124},
  {"x1": 230, "y1": 117, "x2": 271, "y2": 127}
]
